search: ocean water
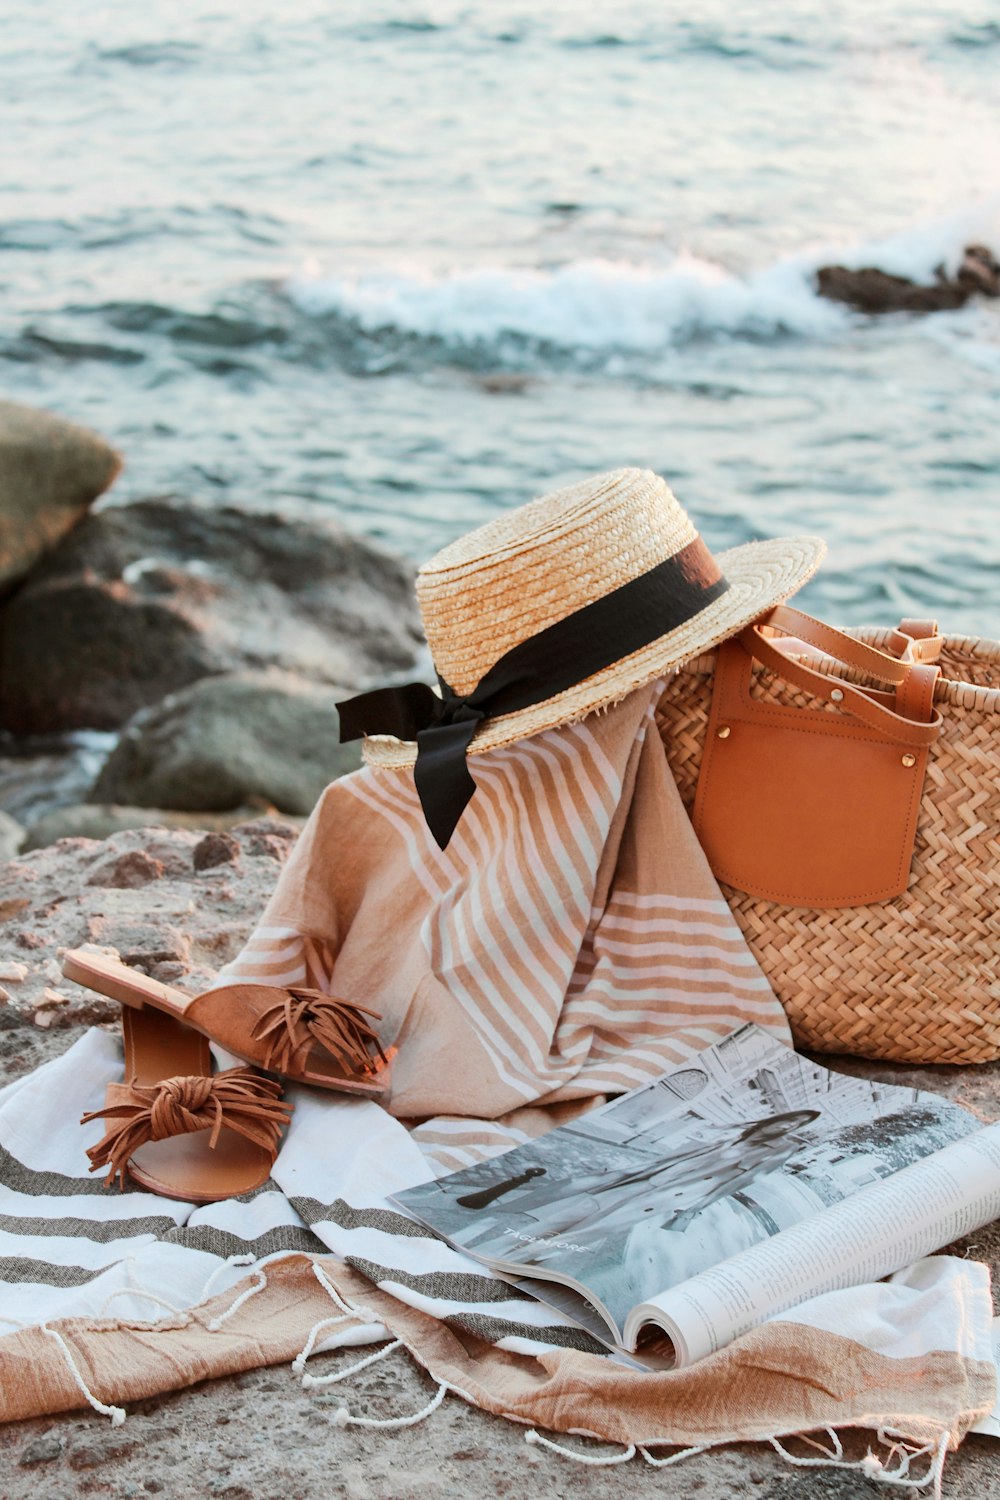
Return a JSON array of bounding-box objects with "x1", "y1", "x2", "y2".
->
[{"x1": 3, "y1": 0, "x2": 1000, "y2": 633}]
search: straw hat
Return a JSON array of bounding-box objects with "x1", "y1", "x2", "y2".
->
[{"x1": 361, "y1": 468, "x2": 825, "y2": 769}]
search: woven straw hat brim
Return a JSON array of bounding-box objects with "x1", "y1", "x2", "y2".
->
[{"x1": 363, "y1": 532, "x2": 826, "y2": 769}]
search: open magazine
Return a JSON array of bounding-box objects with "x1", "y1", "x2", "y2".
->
[{"x1": 392, "y1": 1025, "x2": 1000, "y2": 1368}]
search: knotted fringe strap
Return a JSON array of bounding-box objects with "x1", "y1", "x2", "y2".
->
[
  {"x1": 250, "y1": 986, "x2": 388, "y2": 1077},
  {"x1": 81, "y1": 1068, "x2": 292, "y2": 1192}
]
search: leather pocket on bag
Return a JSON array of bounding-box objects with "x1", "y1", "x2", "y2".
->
[{"x1": 692, "y1": 629, "x2": 939, "y2": 909}]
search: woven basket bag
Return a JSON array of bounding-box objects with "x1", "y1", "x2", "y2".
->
[{"x1": 656, "y1": 627, "x2": 1000, "y2": 1064}]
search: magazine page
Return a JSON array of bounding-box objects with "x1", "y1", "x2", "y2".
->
[
  {"x1": 392, "y1": 1024, "x2": 979, "y2": 1344},
  {"x1": 628, "y1": 1122, "x2": 1000, "y2": 1367}
]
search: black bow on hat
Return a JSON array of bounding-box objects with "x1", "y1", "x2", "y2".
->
[{"x1": 338, "y1": 542, "x2": 729, "y2": 850}]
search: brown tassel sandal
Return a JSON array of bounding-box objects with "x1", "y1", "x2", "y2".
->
[
  {"x1": 80, "y1": 1003, "x2": 292, "y2": 1202},
  {"x1": 63, "y1": 950, "x2": 393, "y2": 1095}
]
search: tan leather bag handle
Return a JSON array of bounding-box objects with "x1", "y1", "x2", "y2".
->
[
  {"x1": 756, "y1": 604, "x2": 914, "y2": 684},
  {"x1": 755, "y1": 611, "x2": 945, "y2": 673},
  {"x1": 741, "y1": 614, "x2": 942, "y2": 748},
  {"x1": 886, "y1": 618, "x2": 944, "y2": 664}
]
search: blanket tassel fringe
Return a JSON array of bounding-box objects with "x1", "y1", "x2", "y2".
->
[
  {"x1": 292, "y1": 1264, "x2": 953, "y2": 1492},
  {"x1": 524, "y1": 1422, "x2": 950, "y2": 1497},
  {"x1": 293, "y1": 1260, "x2": 448, "y2": 1430}
]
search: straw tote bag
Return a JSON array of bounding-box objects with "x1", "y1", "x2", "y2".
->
[{"x1": 656, "y1": 607, "x2": 1000, "y2": 1064}]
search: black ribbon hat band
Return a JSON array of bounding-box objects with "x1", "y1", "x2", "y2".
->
[{"x1": 338, "y1": 537, "x2": 730, "y2": 850}]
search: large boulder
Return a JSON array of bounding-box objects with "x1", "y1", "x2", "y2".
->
[
  {"x1": 0, "y1": 402, "x2": 121, "y2": 592},
  {"x1": 92, "y1": 670, "x2": 362, "y2": 814},
  {"x1": 0, "y1": 495, "x2": 423, "y2": 733}
]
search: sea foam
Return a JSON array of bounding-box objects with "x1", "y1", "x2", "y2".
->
[
  {"x1": 286, "y1": 252, "x2": 844, "y2": 353},
  {"x1": 285, "y1": 202, "x2": 1000, "y2": 358}
]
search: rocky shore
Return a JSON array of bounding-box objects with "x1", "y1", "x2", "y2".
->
[
  {"x1": 0, "y1": 819, "x2": 298, "y2": 1040},
  {"x1": 0, "y1": 400, "x2": 426, "y2": 852}
]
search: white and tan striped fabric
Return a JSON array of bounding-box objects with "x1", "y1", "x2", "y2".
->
[{"x1": 218, "y1": 681, "x2": 791, "y2": 1166}]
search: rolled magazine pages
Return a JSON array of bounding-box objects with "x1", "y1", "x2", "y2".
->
[{"x1": 626, "y1": 1122, "x2": 1000, "y2": 1366}]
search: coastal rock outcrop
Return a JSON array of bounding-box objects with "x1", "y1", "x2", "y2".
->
[
  {"x1": 816, "y1": 243, "x2": 1000, "y2": 314},
  {"x1": 0, "y1": 496, "x2": 423, "y2": 733},
  {"x1": 20, "y1": 802, "x2": 297, "y2": 853},
  {"x1": 0, "y1": 819, "x2": 300, "y2": 1031},
  {"x1": 92, "y1": 671, "x2": 361, "y2": 815},
  {"x1": 0, "y1": 402, "x2": 121, "y2": 593}
]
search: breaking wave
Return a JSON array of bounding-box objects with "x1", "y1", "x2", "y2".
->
[
  {"x1": 285, "y1": 203, "x2": 1000, "y2": 363},
  {"x1": 286, "y1": 253, "x2": 843, "y2": 356}
]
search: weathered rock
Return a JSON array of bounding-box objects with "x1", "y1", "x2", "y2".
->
[
  {"x1": 86, "y1": 849, "x2": 166, "y2": 888},
  {"x1": 92, "y1": 671, "x2": 362, "y2": 814},
  {"x1": 18, "y1": 1432, "x2": 63, "y2": 1466},
  {"x1": 957, "y1": 243, "x2": 1000, "y2": 297},
  {"x1": 0, "y1": 494, "x2": 423, "y2": 732},
  {"x1": 0, "y1": 808, "x2": 24, "y2": 860},
  {"x1": 21, "y1": 802, "x2": 296, "y2": 852},
  {"x1": 816, "y1": 243, "x2": 1000, "y2": 314},
  {"x1": 67, "y1": 1432, "x2": 138, "y2": 1470},
  {"x1": 0, "y1": 402, "x2": 121, "y2": 594},
  {"x1": 0, "y1": 819, "x2": 300, "y2": 1024},
  {"x1": 816, "y1": 264, "x2": 969, "y2": 313},
  {"x1": 192, "y1": 831, "x2": 241, "y2": 870}
]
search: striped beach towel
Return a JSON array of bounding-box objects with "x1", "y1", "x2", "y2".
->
[
  {"x1": 0, "y1": 683, "x2": 994, "y2": 1483},
  {"x1": 221, "y1": 681, "x2": 791, "y2": 1153}
]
